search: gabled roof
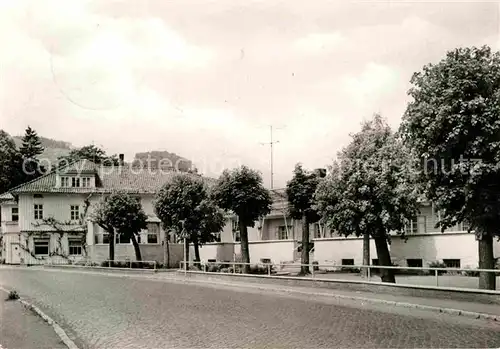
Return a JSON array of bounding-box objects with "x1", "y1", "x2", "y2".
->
[{"x1": 3, "y1": 159, "x2": 215, "y2": 195}]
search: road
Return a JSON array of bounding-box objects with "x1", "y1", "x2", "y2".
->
[{"x1": 1, "y1": 268, "x2": 499, "y2": 349}]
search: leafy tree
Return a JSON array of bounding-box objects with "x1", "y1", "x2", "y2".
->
[
  {"x1": 286, "y1": 164, "x2": 326, "y2": 274},
  {"x1": 154, "y1": 174, "x2": 224, "y2": 266},
  {"x1": 314, "y1": 115, "x2": 419, "y2": 283},
  {"x1": 91, "y1": 192, "x2": 148, "y2": 262},
  {"x1": 0, "y1": 130, "x2": 24, "y2": 194},
  {"x1": 19, "y1": 126, "x2": 44, "y2": 159},
  {"x1": 400, "y1": 45, "x2": 500, "y2": 290},
  {"x1": 58, "y1": 145, "x2": 120, "y2": 166},
  {"x1": 19, "y1": 126, "x2": 45, "y2": 181},
  {"x1": 189, "y1": 199, "x2": 226, "y2": 262},
  {"x1": 211, "y1": 166, "x2": 273, "y2": 273}
]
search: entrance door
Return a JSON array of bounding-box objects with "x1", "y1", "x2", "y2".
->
[{"x1": 10, "y1": 243, "x2": 21, "y2": 264}]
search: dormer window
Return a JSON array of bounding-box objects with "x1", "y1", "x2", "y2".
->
[
  {"x1": 72, "y1": 177, "x2": 80, "y2": 188},
  {"x1": 82, "y1": 178, "x2": 91, "y2": 188},
  {"x1": 61, "y1": 177, "x2": 70, "y2": 187},
  {"x1": 60, "y1": 176, "x2": 92, "y2": 188}
]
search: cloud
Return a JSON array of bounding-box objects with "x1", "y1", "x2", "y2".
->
[
  {"x1": 342, "y1": 63, "x2": 400, "y2": 103},
  {"x1": 1, "y1": 0, "x2": 498, "y2": 188},
  {"x1": 293, "y1": 32, "x2": 345, "y2": 54}
]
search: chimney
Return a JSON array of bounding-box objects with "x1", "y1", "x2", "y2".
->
[{"x1": 119, "y1": 154, "x2": 124, "y2": 165}]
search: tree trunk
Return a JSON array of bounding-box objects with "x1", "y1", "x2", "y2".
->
[
  {"x1": 194, "y1": 240, "x2": 201, "y2": 268},
  {"x1": 373, "y1": 235, "x2": 395, "y2": 283},
  {"x1": 478, "y1": 234, "x2": 496, "y2": 290},
  {"x1": 108, "y1": 228, "x2": 115, "y2": 262},
  {"x1": 239, "y1": 218, "x2": 250, "y2": 274},
  {"x1": 184, "y1": 238, "x2": 190, "y2": 269},
  {"x1": 300, "y1": 216, "x2": 310, "y2": 275},
  {"x1": 362, "y1": 232, "x2": 370, "y2": 278},
  {"x1": 163, "y1": 232, "x2": 170, "y2": 269},
  {"x1": 130, "y1": 233, "x2": 142, "y2": 262}
]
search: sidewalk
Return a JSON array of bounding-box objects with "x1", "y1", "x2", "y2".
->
[
  {"x1": 160, "y1": 272, "x2": 500, "y2": 320},
  {"x1": 0, "y1": 298, "x2": 66, "y2": 349}
]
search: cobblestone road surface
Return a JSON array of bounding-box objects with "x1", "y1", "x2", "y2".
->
[{"x1": 1, "y1": 268, "x2": 499, "y2": 349}]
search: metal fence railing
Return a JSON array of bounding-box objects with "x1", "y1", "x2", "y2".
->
[
  {"x1": 178, "y1": 261, "x2": 500, "y2": 292},
  {"x1": 45, "y1": 258, "x2": 158, "y2": 270}
]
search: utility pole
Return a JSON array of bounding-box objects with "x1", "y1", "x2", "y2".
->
[{"x1": 260, "y1": 125, "x2": 284, "y2": 189}]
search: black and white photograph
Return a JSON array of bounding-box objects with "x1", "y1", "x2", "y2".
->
[{"x1": 1, "y1": 0, "x2": 500, "y2": 348}]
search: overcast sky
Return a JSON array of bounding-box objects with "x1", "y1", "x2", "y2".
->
[{"x1": 1, "y1": 0, "x2": 499, "y2": 188}]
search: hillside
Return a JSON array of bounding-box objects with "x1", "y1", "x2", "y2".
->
[
  {"x1": 12, "y1": 135, "x2": 71, "y2": 165},
  {"x1": 8, "y1": 133, "x2": 193, "y2": 172},
  {"x1": 133, "y1": 151, "x2": 193, "y2": 171}
]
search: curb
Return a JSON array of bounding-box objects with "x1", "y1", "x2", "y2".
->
[
  {"x1": 0, "y1": 286, "x2": 79, "y2": 349},
  {"x1": 166, "y1": 274, "x2": 500, "y2": 323}
]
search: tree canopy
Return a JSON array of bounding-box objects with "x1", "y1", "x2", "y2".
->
[
  {"x1": 286, "y1": 164, "x2": 326, "y2": 222},
  {"x1": 58, "y1": 145, "x2": 120, "y2": 166},
  {"x1": 92, "y1": 191, "x2": 148, "y2": 261},
  {"x1": 19, "y1": 126, "x2": 45, "y2": 182},
  {"x1": 286, "y1": 164, "x2": 326, "y2": 274},
  {"x1": 400, "y1": 45, "x2": 500, "y2": 289},
  {"x1": 210, "y1": 166, "x2": 272, "y2": 272},
  {"x1": 0, "y1": 130, "x2": 24, "y2": 194},
  {"x1": 314, "y1": 114, "x2": 419, "y2": 282},
  {"x1": 19, "y1": 126, "x2": 44, "y2": 159},
  {"x1": 154, "y1": 174, "x2": 226, "y2": 263},
  {"x1": 210, "y1": 166, "x2": 272, "y2": 226}
]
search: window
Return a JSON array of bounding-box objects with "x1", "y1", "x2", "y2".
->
[
  {"x1": 461, "y1": 221, "x2": 470, "y2": 231},
  {"x1": 443, "y1": 259, "x2": 461, "y2": 268},
  {"x1": 405, "y1": 217, "x2": 418, "y2": 235},
  {"x1": 407, "y1": 259, "x2": 423, "y2": 268},
  {"x1": 70, "y1": 205, "x2": 80, "y2": 221},
  {"x1": 34, "y1": 204, "x2": 43, "y2": 220},
  {"x1": 233, "y1": 230, "x2": 241, "y2": 242},
  {"x1": 34, "y1": 238, "x2": 49, "y2": 255},
  {"x1": 72, "y1": 177, "x2": 80, "y2": 188},
  {"x1": 342, "y1": 259, "x2": 355, "y2": 266},
  {"x1": 100, "y1": 233, "x2": 110, "y2": 244},
  {"x1": 61, "y1": 177, "x2": 69, "y2": 187},
  {"x1": 94, "y1": 232, "x2": 109, "y2": 245},
  {"x1": 117, "y1": 234, "x2": 130, "y2": 244},
  {"x1": 213, "y1": 232, "x2": 221, "y2": 242},
  {"x1": 276, "y1": 225, "x2": 291, "y2": 240},
  {"x1": 147, "y1": 222, "x2": 160, "y2": 244},
  {"x1": 11, "y1": 207, "x2": 18, "y2": 222},
  {"x1": 314, "y1": 224, "x2": 321, "y2": 238},
  {"x1": 33, "y1": 194, "x2": 43, "y2": 198},
  {"x1": 231, "y1": 219, "x2": 238, "y2": 232},
  {"x1": 81, "y1": 177, "x2": 91, "y2": 188},
  {"x1": 68, "y1": 240, "x2": 82, "y2": 255}
]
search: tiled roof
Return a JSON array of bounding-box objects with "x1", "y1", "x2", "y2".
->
[
  {"x1": 5, "y1": 160, "x2": 215, "y2": 195},
  {"x1": 0, "y1": 192, "x2": 15, "y2": 202}
]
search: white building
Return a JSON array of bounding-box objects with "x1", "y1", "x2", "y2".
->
[
  {"x1": 0, "y1": 159, "x2": 193, "y2": 265},
  {"x1": 1, "y1": 159, "x2": 499, "y2": 269},
  {"x1": 192, "y1": 189, "x2": 500, "y2": 269}
]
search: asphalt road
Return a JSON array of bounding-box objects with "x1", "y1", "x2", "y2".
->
[{"x1": 1, "y1": 268, "x2": 499, "y2": 349}]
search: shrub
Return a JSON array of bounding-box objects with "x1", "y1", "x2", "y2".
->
[
  {"x1": 428, "y1": 261, "x2": 447, "y2": 275},
  {"x1": 207, "y1": 264, "x2": 221, "y2": 273},
  {"x1": 462, "y1": 266, "x2": 480, "y2": 277},
  {"x1": 6, "y1": 290, "x2": 19, "y2": 301}
]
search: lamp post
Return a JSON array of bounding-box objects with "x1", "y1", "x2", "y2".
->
[{"x1": 180, "y1": 220, "x2": 187, "y2": 275}]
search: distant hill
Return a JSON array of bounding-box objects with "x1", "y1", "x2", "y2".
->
[
  {"x1": 8, "y1": 133, "x2": 194, "y2": 172},
  {"x1": 133, "y1": 151, "x2": 193, "y2": 172},
  {"x1": 12, "y1": 135, "x2": 72, "y2": 165}
]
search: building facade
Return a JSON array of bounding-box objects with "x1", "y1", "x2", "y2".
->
[
  {"x1": 191, "y1": 189, "x2": 500, "y2": 269},
  {"x1": 0, "y1": 160, "x2": 188, "y2": 265},
  {"x1": 2, "y1": 160, "x2": 499, "y2": 268}
]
